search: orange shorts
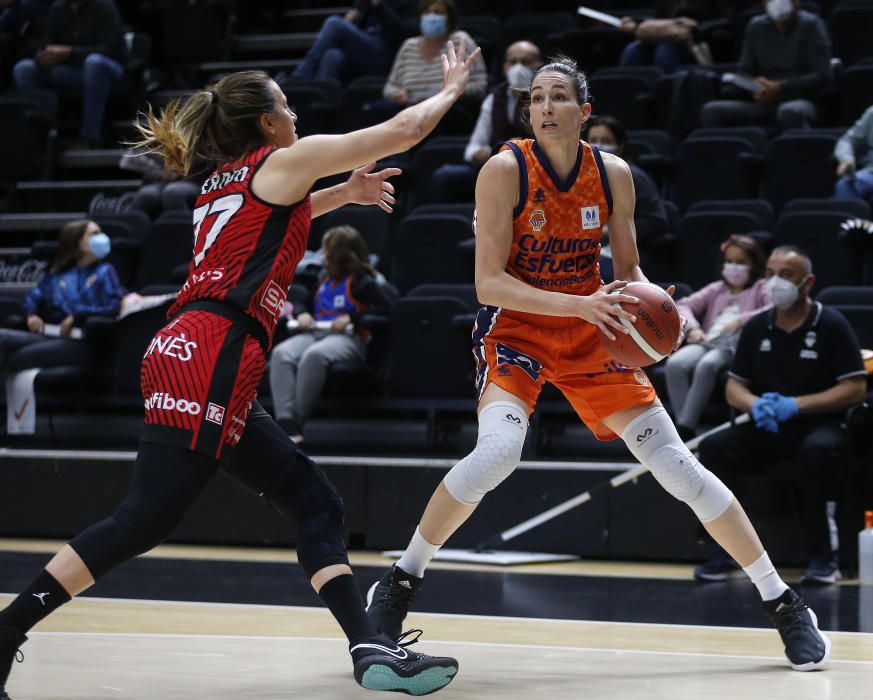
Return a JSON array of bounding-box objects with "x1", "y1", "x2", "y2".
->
[{"x1": 472, "y1": 307, "x2": 657, "y2": 441}]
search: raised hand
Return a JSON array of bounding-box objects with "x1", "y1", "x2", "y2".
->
[
  {"x1": 441, "y1": 39, "x2": 481, "y2": 97},
  {"x1": 345, "y1": 162, "x2": 402, "y2": 213}
]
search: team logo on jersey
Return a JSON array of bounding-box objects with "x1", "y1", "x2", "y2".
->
[
  {"x1": 760, "y1": 338, "x2": 772, "y2": 352},
  {"x1": 634, "y1": 369, "x2": 649, "y2": 387},
  {"x1": 205, "y1": 402, "x2": 225, "y2": 425},
  {"x1": 804, "y1": 331, "x2": 817, "y2": 348},
  {"x1": 495, "y1": 343, "x2": 542, "y2": 381},
  {"x1": 581, "y1": 206, "x2": 600, "y2": 230},
  {"x1": 260, "y1": 280, "x2": 287, "y2": 319},
  {"x1": 532, "y1": 187, "x2": 546, "y2": 204},
  {"x1": 529, "y1": 209, "x2": 547, "y2": 231}
]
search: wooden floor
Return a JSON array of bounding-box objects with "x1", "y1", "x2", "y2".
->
[{"x1": 2, "y1": 541, "x2": 872, "y2": 699}]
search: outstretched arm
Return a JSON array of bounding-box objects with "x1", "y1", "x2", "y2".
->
[
  {"x1": 258, "y1": 40, "x2": 481, "y2": 206},
  {"x1": 311, "y1": 163, "x2": 401, "y2": 218}
]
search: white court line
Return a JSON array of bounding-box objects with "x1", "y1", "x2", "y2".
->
[
  {"x1": 27, "y1": 631, "x2": 873, "y2": 666},
  {"x1": 5, "y1": 592, "x2": 870, "y2": 639}
]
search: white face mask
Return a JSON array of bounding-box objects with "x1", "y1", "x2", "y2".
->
[
  {"x1": 507, "y1": 63, "x2": 533, "y2": 90},
  {"x1": 766, "y1": 0, "x2": 793, "y2": 22},
  {"x1": 765, "y1": 275, "x2": 806, "y2": 309},
  {"x1": 722, "y1": 262, "x2": 750, "y2": 288}
]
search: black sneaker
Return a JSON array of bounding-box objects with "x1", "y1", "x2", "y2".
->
[
  {"x1": 0, "y1": 626, "x2": 27, "y2": 700},
  {"x1": 366, "y1": 565, "x2": 422, "y2": 639},
  {"x1": 763, "y1": 589, "x2": 831, "y2": 671},
  {"x1": 350, "y1": 630, "x2": 458, "y2": 695}
]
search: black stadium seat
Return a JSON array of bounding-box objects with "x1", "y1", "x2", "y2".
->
[
  {"x1": 831, "y1": 304, "x2": 873, "y2": 348},
  {"x1": 760, "y1": 132, "x2": 838, "y2": 212},
  {"x1": 816, "y1": 286, "x2": 873, "y2": 306},
  {"x1": 687, "y1": 199, "x2": 776, "y2": 231},
  {"x1": 391, "y1": 214, "x2": 475, "y2": 295},
  {"x1": 781, "y1": 197, "x2": 872, "y2": 220},
  {"x1": 675, "y1": 211, "x2": 760, "y2": 290},
  {"x1": 673, "y1": 136, "x2": 761, "y2": 211}
]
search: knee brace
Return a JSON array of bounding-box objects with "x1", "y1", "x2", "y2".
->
[
  {"x1": 621, "y1": 406, "x2": 733, "y2": 522},
  {"x1": 262, "y1": 452, "x2": 349, "y2": 578},
  {"x1": 443, "y1": 401, "x2": 528, "y2": 505}
]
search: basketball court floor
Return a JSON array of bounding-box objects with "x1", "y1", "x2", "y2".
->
[{"x1": 1, "y1": 539, "x2": 871, "y2": 699}]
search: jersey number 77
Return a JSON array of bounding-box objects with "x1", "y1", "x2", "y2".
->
[{"x1": 191, "y1": 193, "x2": 244, "y2": 266}]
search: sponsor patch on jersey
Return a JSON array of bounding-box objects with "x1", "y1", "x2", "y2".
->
[
  {"x1": 495, "y1": 343, "x2": 543, "y2": 381},
  {"x1": 581, "y1": 205, "x2": 600, "y2": 230},
  {"x1": 634, "y1": 369, "x2": 649, "y2": 386},
  {"x1": 205, "y1": 402, "x2": 225, "y2": 425},
  {"x1": 529, "y1": 209, "x2": 547, "y2": 232},
  {"x1": 260, "y1": 280, "x2": 287, "y2": 319}
]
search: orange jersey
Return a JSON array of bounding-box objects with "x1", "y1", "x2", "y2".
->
[{"x1": 500, "y1": 139, "x2": 611, "y2": 303}]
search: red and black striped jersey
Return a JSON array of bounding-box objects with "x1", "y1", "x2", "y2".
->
[{"x1": 169, "y1": 145, "x2": 311, "y2": 348}]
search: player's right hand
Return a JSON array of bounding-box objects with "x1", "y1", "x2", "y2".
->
[
  {"x1": 576, "y1": 280, "x2": 638, "y2": 341},
  {"x1": 441, "y1": 39, "x2": 481, "y2": 99}
]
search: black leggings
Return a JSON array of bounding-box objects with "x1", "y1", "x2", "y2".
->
[{"x1": 70, "y1": 401, "x2": 343, "y2": 580}]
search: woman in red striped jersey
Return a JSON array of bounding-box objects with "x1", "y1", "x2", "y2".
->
[{"x1": 0, "y1": 41, "x2": 480, "y2": 698}]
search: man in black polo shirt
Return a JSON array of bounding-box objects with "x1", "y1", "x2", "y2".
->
[{"x1": 695, "y1": 245, "x2": 867, "y2": 584}]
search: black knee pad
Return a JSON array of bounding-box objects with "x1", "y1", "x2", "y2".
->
[{"x1": 262, "y1": 452, "x2": 349, "y2": 578}]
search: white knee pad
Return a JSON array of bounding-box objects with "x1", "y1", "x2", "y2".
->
[
  {"x1": 443, "y1": 401, "x2": 528, "y2": 505},
  {"x1": 621, "y1": 406, "x2": 733, "y2": 522}
]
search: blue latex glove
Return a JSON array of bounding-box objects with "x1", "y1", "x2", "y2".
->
[
  {"x1": 761, "y1": 392, "x2": 799, "y2": 423},
  {"x1": 751, "y1": 397, "x2": 779, "y2": 433}
]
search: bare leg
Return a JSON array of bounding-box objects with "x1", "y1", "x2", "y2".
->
[
  {"x1": 311, "y1": 563, "x2": 353, "y2": 593},
  {"x1": 44, "y1": 545, "x2": 96, "y2": 597}
]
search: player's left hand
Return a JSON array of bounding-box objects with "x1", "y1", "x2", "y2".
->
[
  {"x1": 664, "y1": 284, "x2": 687, "y2": 350},
  {"x1": 761, "y1": 392, "x2": 799, "y2": 423},
  {"x1": 331, "y1": 314, "x2": 352, "y2": 332},
  {"x1": 345, "y1": 162, "x2": 401, "y2": 213}
]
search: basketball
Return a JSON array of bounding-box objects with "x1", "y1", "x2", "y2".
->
[{"x1": 597, "y1": 282, "x2": 681, "y2": 368}]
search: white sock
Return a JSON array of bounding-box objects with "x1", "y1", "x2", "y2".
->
[
  {"x1": 395, "y1": 527, "x2": 441, "y2": 578},
  {"x1": 743, "y1": 552, "x2": 789, "y2": 602}
]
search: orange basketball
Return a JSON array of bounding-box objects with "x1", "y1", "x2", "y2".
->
[{"x1": 597, "y1": 282, "x2": 681, "y2": 368}]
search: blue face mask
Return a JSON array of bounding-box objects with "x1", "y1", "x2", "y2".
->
[
  {"x1": 88, "y1": 232, "x2": 111, "y2": 259},
  {"x1": 420, "y1": 13, "x2": 447, "y2": 38}
]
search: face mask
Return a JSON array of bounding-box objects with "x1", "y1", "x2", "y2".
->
[
  {"x1": 593, "y1": 143, "x2": 619, "y2": 155},
  {"x1": 419, "y1": 13, "x2": 447, "y2": 38},
  {"x1": 722, "y1": 262, "x2": 750, "y2": 287},
  {"x1": 88, "y1": 232, "x2": 111, "y2": 259},
  {"x1": 765, "y1": 274, "x2": 806, "y2": 309},
  {"x1": 766, "y1": 0, "x2": 793, "y2": 22},
  {"x1": 506, "y1": 63, "x2": 533, "y2": 89}
]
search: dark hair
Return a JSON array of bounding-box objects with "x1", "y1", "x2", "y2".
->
[
  {"x1": 130, "y1": 70, "x2": 276, "y2": 177},
  {"x1": 322, "y1": 226, "x2": 376, "y2": 279},
  {"x1": 52, "y1": 220, "x2": 93, "y2": 273},
  {"x1": 418, "y1": 0, "x2": 458, "y2": 34},
  {"x1": 531, "y1": 54, "x2": 589, "y2": 104},
  {"x1": 586, "y1": 115, "x2": 626, "y2": 149},
  {"x1": 719, "y1": 233, "x2": 767, "y2": 284}
]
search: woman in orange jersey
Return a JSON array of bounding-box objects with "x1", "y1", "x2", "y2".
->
[{"x1": 367, "y1": 56, "x2": 832, "y2": 673}]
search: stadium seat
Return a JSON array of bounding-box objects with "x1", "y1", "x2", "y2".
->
[
  {"x1": 309, "y1": 204, "x2": 393, "y2": 275},
  {"x1": 831, "y1": 304, "x2": 873, "y2": 348},
  {"x1": 409, "y1": 136, "x2": 469, "y2": 209},
  {"x1": 816, "y1": 286, "x2": 873, "y2": 306},
  {"x1": 408, "y1": 283, "x2": 479, "y2": 312},
  {"x1": 133, "y1": 213, "x2": 194, "y2": 291},
  {"x1": 545, "y1": 28, "x2": 634, "y2": 76},
  {"x1": 760, "y1": 132, "x2": 838, "y2": 212},
  {"x1": 687, "y1": 199, "x2": 776, "y2": 231},
  {"x1": 836, "y1": 63, "x2": 873, "y2": 126},
  {"x1": 387, "y1": 296, "x2": 473, "y2": 399},
  {"x1": 828, "y1": 3, "x2": 873, "y2": 67},
  {"x1": 774, "y1": 211, "x2": 863, "y2": 292},
  {"x1": 673, "y1": 136, "x2": 761, "y2": 210},
  {"x1": 589, "y1": 73, "x2": 656, "y2": 130},
  {"x1": 502, "y1": 12, "x2": 577, "y2": 54},
  {"x1": 675, "y1": 211, "x2": 760, "y2": 290},
  {"x1": 336, "y1": 77, "x2": 388, "y2": 133},
  {"x1": 391, "y1": 214, "x2": 475, "y2": 294},
  {"x1": 781, "y1": 197, "x2": 872, "y2": 220}
]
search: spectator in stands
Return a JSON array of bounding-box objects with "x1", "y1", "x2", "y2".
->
[
  {"x1": 290, "y1": 0, "x2": 417, "y2": 85},
  {"x1": 695, "y1": 245, "x2": 866, "y2": 585},
  {"x1": 666, "y1": 234, "x2": 770, "y2": 440},
  {"x1": 12, "y1": 0, "x2": 125, "y2": 148},
  {"x1": 618, "y1": 1, "x2": 731, "y2": 73},
  {"x1": 269, "y1": 226, "x2": 393, "y2": 443},
  {"x1": 374, "y1": 0, "x2": 487, "y2": 133},
  {"x1": 585, "y1": 115, "x2": 669, "y2": 249},
  {"x1": 0, "y1": 219, "x2": 123, "y2": 370},
  {"x1": 430, "y1": 40, "x2": 541, "y2": 203},
  {"x1": 833, "y1": 104, "x2": 873, "y2": 203},
  {"x1": 700, "y1": 0, "x2": 832, "y2": 130},
  {"x1": 0, "y1": 0, "x2": 50, "y2": 88}
]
